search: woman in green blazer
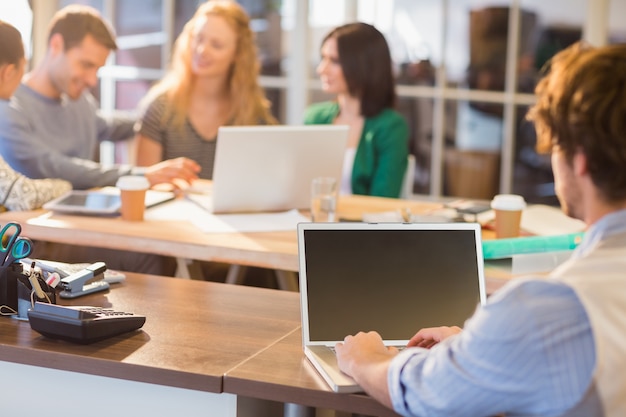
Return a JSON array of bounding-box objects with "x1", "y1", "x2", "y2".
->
[{"x1": 304, "y1": 23, "x2": 409, "y2": 198}]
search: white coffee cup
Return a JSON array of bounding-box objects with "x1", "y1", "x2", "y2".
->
[
  {"x1": 116, "y1": 176, "x2": 150, "y2": 221},
  {"x1": 490, "y1": 194, "x2": 526, "y2": 238}
]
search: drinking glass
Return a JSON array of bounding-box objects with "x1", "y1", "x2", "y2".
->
[{"x1": 310, "y1": 177, "x2": 337, "y2": 222}]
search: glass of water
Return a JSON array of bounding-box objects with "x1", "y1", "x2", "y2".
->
[{"x1": 310, "y1": 177, "x2": 337, "y2": 222}]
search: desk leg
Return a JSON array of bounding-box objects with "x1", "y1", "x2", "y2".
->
[
  {"x1": 225, "y1": 267, "x2": 297, "y2": 290},
  {"x1": 225, "y1": 264, "x2": 247, "y2": 285},
  {"x1": 175, "y1": 258, "x2": 204, "y2": 279},
  {"x1": 175, "y1": 258, "x2": 192, "y2": 279},
  {"x1": 275, "y1": 270, "x2": 298, "y2": 291},
  {"x1": 284, "y1": 403, "x2": 315, "y2": 417}
]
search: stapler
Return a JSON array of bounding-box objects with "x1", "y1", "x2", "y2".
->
[{"x1": 58, "y1": 262, "x2": 110, "y2": 299}]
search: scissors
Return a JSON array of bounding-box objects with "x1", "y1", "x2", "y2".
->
[{"x1": 0, "y1": 222, "x2": 34, "y2": 267}]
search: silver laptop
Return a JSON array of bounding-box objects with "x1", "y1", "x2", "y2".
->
[
  {"x1": 202, "y1": 125, "x2": 348, "y2": 213},
  {"x1": 297, "y1": 221, "x2": 486, "y2": 393}
]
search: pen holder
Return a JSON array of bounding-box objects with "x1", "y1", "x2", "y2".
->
[
  {"x1": 0, "y1": 263, "x2": 20, "y2": 316},
  {"x1": 14, "y1": 264, "x2": 56, "y2": 320}
]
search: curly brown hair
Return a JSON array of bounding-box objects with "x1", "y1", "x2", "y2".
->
[{"x1": 527, "y1": 42, "x2": 626, "y2": 202}]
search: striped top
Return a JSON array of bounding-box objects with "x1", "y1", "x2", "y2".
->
[{"x1": 136, "y1": 93, "x2": 217, "y2": 180}]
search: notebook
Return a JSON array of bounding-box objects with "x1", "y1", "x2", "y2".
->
[
  {"x1": 297, "y1": 221, "x2": 486, "y2": 393},
  {"x1": 201, "y1": 125, "x2": 348, "y2": 213}
]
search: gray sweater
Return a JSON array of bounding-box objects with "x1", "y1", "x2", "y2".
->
[{"x1": 0, "y1": 84, "x2": 135, "y2": 189}]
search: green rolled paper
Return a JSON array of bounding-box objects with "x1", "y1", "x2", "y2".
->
[{"x1": 482, "y1": 232, "x2": 585, "y2": 260}]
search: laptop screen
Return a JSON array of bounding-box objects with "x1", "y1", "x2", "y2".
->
[{"x1": 299, "y1": 223, "x2": 485, "y2": 343}]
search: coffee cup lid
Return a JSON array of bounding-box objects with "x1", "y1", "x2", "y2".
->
[
  {"x1": 491, "y1": 194, "x2": 526, "y2": 211},
  {"x1": 116, "y1": 175, "x2": 150, "y2": 190}
]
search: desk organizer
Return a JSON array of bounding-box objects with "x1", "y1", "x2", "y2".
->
[
  {"x1": 1, "y1": 261, "x2": 56, "y2": 319},
  {"x1": 0, "y1": 263, "x2": 20, "y2": 315}
]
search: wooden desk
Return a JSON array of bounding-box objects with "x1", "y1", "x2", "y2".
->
[
  {"x1": 224, "y1": 329, "x2": 401, "y2": 417},
  {"x1": 0, "y1": 274, "x2": 300, "y2": 416},
  {"x1": 0, "y1": 195, "x2": 443, "y2": 273},
  {"x1": 0, "y1": 273, "x2": 401, "y2": 417},
  {"x1": 0, "y1": 195, "x2": 512, "y2": 292}
]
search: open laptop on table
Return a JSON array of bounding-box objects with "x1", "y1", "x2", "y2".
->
[
  {"x1": 297, "y1": 221, "x2": 486, "y2": 393},
  {"x1": 188, "y1": 125, "x2": 348, "y2": 213}
]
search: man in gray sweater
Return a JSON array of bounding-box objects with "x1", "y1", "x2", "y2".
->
[
  {"x1": 0, "y1": 6, "x2": 192, "y2": 275},
  {"x1": 0, "y1": 5, "x2": 200, "y2": 190}
]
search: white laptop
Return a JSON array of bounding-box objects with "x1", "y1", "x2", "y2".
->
[
  {"x1": 297, "y1": 221, "x2": 486, "y2": 393},
  {"x1": 196, "y1": 125, "x2": 348, "y2": 213}
]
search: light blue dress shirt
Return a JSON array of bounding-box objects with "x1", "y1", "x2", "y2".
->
[{"x1": 387, "y1": 210, "x2": 626, "y2": 417}]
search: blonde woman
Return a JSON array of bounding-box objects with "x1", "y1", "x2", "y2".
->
[{"x1": 135, "y1": 0, "x2": 276, "y2": 178}]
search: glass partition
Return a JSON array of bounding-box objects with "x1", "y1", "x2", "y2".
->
[{"x1": 48, "y1": 0, "x2": 605, "y2": 200}]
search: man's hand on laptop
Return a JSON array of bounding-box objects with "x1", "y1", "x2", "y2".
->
[
  {"x1": 407, "y1": 326, "x2": 462, "y2": 349},
  {"x1": 335, "y1": 331, "x2": 396, "y2": 407},
  {"x1": 144, "y1": 157, "x2": 201, "y2": 187},
  {"x1": 336, "y1": 331, "x2": 399, "y2": 371}
]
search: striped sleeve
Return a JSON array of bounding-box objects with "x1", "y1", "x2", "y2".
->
[
  {"x1": 136, "y1": 94, "x2": 168, "y2": 146},
  {"x1": 388, "y1": 279, "x2": 596, "y2": 417}
]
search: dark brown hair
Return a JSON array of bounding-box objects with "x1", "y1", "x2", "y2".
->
[
  {"x1": 323, "y1": 22, "x2": 396, "y2": 118},
  {"x1": 0, "y1": 20, "x2": 24, "y2": 66},
  {"x1": 48, "y1": 4, "x2": 117, "y2": 51},
  {"x1": 527, "y1": 42, "x2": 626, "y2": 202}
]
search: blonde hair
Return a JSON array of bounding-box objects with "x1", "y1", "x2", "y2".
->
[{"x1": 145, "y1": 0, "x2": 276, "y2": 127}]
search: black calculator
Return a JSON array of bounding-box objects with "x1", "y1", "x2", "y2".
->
[{"x1": 27, "y1": 302, "x2": 146, "y2": 344}]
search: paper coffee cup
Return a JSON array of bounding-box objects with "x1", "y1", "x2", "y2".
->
[
  {"x1": 116, "y1": 176, "x2": 150, "y2": 221},
  {"x1": 490, "y1": 194, "x2": 526, "y2": 238}
]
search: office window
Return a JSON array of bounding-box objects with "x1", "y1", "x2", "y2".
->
[
  {"x1": 114, "y1": 1, "x2": 164, "y2": 70},
  {"x1": 609, "y1": 0, "x2": 626, "y2": 44},
  {"x1": 301, "y1": 0, "x2": 589, "y2": 202},
  {"x1": 61, "y1": 0, "x2": 104, "y2": 9},
  {"x1": 41, "y1": 0, "x2": 610, "y2": 201},
  {"x1": 0, "y1": 0, "x2": 33, "y2": 59},
  {"x1": 89, "y1": 0, "x2": 282, "y2": 112}
]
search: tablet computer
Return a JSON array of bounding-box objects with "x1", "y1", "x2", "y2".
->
[{"x1": 43, "y1": 188, "x2": 175, "y2": 215}]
